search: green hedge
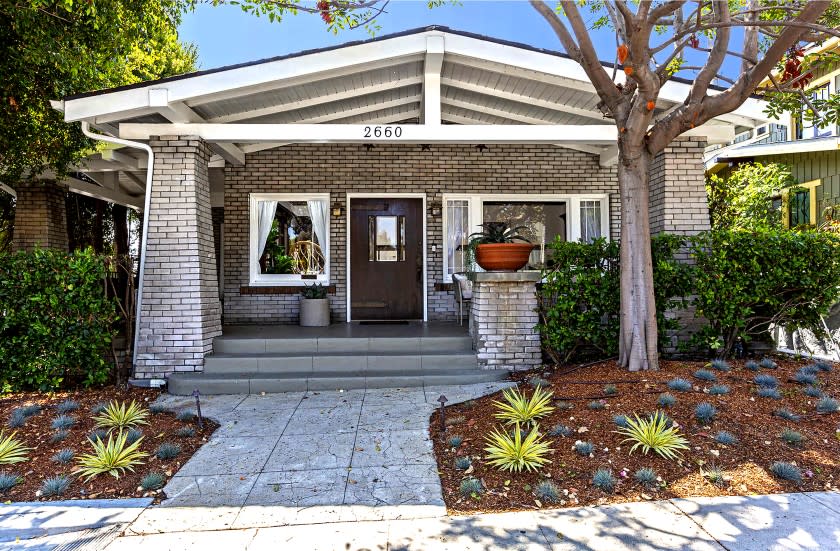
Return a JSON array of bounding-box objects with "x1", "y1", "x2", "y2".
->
[{"x1": 0, "y1": 248, "x2": 118, "y2": 391}]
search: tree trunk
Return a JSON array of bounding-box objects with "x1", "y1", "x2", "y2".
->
[
  {"x1": 113, "y1": 204, "x2": 128, "y2": 256},
  {"x1": 617, "y1": 149, "x2": 659, "y2": 371}
]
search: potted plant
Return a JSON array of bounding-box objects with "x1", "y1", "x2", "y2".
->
[
  {"x1": 300, "y1": 283, "x2": 330, "y2": 327},
  {"x1": 468, "y1": 221, "x2": 534, "y2": 271}
]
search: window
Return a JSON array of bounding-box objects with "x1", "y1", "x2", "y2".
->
[
  {"x1": 781, "y1": 180, "x2": 821, "y2": 229},
  {"x1": 579, "y1": 200, "x2": 603, "y2": 243},
  {"x1": 797, "y1": 83, "x2": 836, "y2": 139},
  {"x1": 482, "y1": 200, "x2": 567, "y2": 268},
  {"x1": 249, "y1": 193, "x2": 329, "y2": 285},
  {"x1": 789, "y1": 189, "x2": 811, "y2": 226},
  {"x1": 369, "y1": 215, "x2": 406, "y2": 261},
  {"x1": 444, "y1": 198, "x2": 470, "y2": 278}
]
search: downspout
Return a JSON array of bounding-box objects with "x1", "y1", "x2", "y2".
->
[{"x1": 81, "y1": 121, "x2": 153, "y2": 376}]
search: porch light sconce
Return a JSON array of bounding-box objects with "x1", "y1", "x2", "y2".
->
[
  {"x1": 475, "y1": 144, "x2": 488, "y2": 153},
  {"x1": 420, "y1": 144, "x2": 431, "y2": 151},
  {"x1": 331, "y1": 204, "x2": 344, "y2": 217},
  {"x1": 429, "y1": 203, "x2": 442, "y2": 217},
  {"x1": 363, "y1": 143, "x2": 375, "y2": 151}
]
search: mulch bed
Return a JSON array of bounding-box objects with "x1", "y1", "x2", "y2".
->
[
  {"x1": 0, "y1": 386, "x2": 217, "y2": 502},
  {"x1": 431, "y1": 357, "x2": 840, "y2": 515}
]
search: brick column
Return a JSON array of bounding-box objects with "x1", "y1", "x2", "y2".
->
[
  {"x1": 134, "y1": 136, "x2": 222, "y2": 379},
  {"x1": 649, "y1": 137, "x2": 710, "y2": 236},
  {"x1": 12, "y1": 181, "x2": 68, "y2": 251},
  {"x1": 468, "y1": 272, "x2": 541, "y2": 370}
]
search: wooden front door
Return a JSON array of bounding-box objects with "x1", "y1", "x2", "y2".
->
[{"x1": 350, "y1": 198, "x2": 423, "y2": 320}]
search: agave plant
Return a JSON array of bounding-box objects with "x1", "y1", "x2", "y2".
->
[
  {"x1": 94, "y1": 401, "x2": 150, "y2": 432},
  {"x1": 616, "y1": 411, "x2": 689, "y2": 461},
  {"x1": 492, "y1": 385, "x2": 554, "y2": 427},
  {"x1": 0, "y1": 431, "x2": 31, "y2": 465},
  {"x1": 483, "y1": 423, "x2": 553, "y2": 473},
  {"x1": 75, "y1": 430, "x2": 148, "y2": 481}
]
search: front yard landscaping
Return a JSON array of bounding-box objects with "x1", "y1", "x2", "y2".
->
[
  {"x1": 0, "y1": 387, "x2": 216, "y2": 502},
  {"x1": 432, "y1": 357, "x2": 840, "y2": 514}
]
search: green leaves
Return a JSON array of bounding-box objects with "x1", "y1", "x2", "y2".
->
[
  {"x1": 616, "y1": 411, "x2": 689, "y2": 462},
  {"x1": 706, "y1": 162, "x2": 794, "y2": 231},
  {"x1": 94, "y1": 401, "x2": 150, "y2": 432},
  {"x1": 0, "y1": 431, "x2": 31, "y2": 465},
  {"x1": 492, "y1": 385, "x2": 555, "y2": 427},
  {"x1": 75, "y1": 430, "x2": 148, "y2": 481},
  {"x1": 483, "y1": 423, "x2": 553, "y2": 473}
]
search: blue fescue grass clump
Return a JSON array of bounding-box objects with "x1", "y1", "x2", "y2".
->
[
  {"x1": 447, "y1": 435, "x2": 463, "y2": 448},
  {"x1": 174, "y1": 427, "x2": 195, "y2": 438},
  {"x1": 0, "y1": 473, "x2": 21, "y2": 493},
  {"x1": 574, "y1": 441, "x2": 594, "y2": 456},
  {"x1": 88, "y1": 429, "x2": 108, "y2": 443},
  {"x1": 141, "y1": 472, "x2": 166, "y2": 491},
  {"x1": 799, "y1": 364, "x2": 821, "y2": 376},
  {"x1": 647, "y1": 411, "x2": 675, "y2": 428},
  {"x1": 529, "y1": 376, "x2": 551, "y2": 389},
  {"x1": 709, "y1": 385, "x2": 730, "y2": 396},
  {"x1": 658, "y1": 393, "x2": 677, "y2": 408},
  {"x1": 695, "y1": 402, "x2": 717, "y2": 424},
  {"x1": 634, "y1": 467, "x2": 658, "y2": 488},
  {"x1": 804, "y1": 386, "x2": 823, "y2": 398},
  {"x1": 773, "y1": 409, "x2": 801, "y2": 422},
  {"x1": 90, "y1": 402, "x2": 108, "y2": 415},
  {"x1": 149, "y1": 404, "x2": 166, "y2": 415},
  {"x1": 155, "y1": 442, "x2": 181, "y2": 460},
  {"x1": 744, "y1": 360, "x2": 760, "y2": 371},
  {"x1": 549, "y1": 424, "x2": 573, "y2": 437},
  {"x1": 754, "y1": 374, "x2": 779, "y2": 388},
  {"x1": 588, "y1": 400, "x2": 606, "y2": 410},
  {"x1": 555, "y1": 401, "x2": 574, "y2": 410},
  {"x1": 757, "y1": 387, "x2": 782, "y2": 400},
  {"x1": 710, "y1": 360, "x2": 731, "y2": 372},
  {"x1": 41, "y1": 475, "x2": 70, "y2": 497},
  {"x1": 667, "y1": 378, "x2": 693, "y2": 392},
  {"x1": 770, "y1": 461, "x2": 802, "y2": 482},
  {"x1": 535, "y1": 480, "x2": 562, "y2": 503},
  {"x1": 694, "y1": 369, "x2": 717, "y2": 382},
  {"x1": 51, "y1": 449, "x2": 74, "y2": 464},
  {"x1": 592, "y1": 468, "x2": 617, "y2": 493},
  {"x1": 459, "y1": 477, "x2": 483, "y2": 497},
  {"x1": 20, "y1": 405, "x2": 42, "y2": 417},
  {"x1": 814, "y1": 361, "x2": 833, "y2": 372},
  {"x1": 603, "y1": 384, "x2": 618, "y2": 396},
  {"x1": 55, "y1": 400, "x2": 79, "y2": 414},
  {"x1": 51, "y1": 430, "x2": 69, "y2": 443},
  {"x1": 794, "y1": 369, "x2": 819, "y2": 386},
  {"x1": 7, "y1": 410, "x2": 27, "y2": 428},
  {"x1": 714, "y1": 431, "x2": 738, "y2": 446},
  {"x1": 613, "y1": 414, "x2": 629, "y2": 428},
  {"x1": 454, "y1": 456, "x2": 472, "y2": 470},
  {"x1": 126, "y1": 428, "x2": 144, "y2": 445},
  {"x1": 760, "y1": 358, "x2": 778, "y2": 369},
  {"x1": 175, "y1": 410, "x2": 195, "y2": 422},
  {"x1": 816, "y1": 396, "x2": 840, "y2": 413},
  {"x1": 51, "y1": 415, "x2": 76, "y2": 430},
  {"x1": 780, "y1": 428, "x2": 804, "y2": 446}
]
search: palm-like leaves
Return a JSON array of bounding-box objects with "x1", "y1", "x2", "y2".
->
[
  {"x1": 469, "y1": 222, "x2": 531, "y2": 244},
  {"x1": 616, "y1": 411, "x2": 690, "y2": 461},
  {"x1": 75, "y1": 430, "x2": 148, "y2": 481},
  {"x1": 94, "y1": 400, "x2": 150, "y2": 432},
  {"x1": 484, "y1": 423, "x2": 553, "y2": 473},
  {"x1": 492, "y1": 386, "x2": 555, "y2": 426},
  {"x1": 0, "y1": 431, "x2": 31, "y2": 465}
]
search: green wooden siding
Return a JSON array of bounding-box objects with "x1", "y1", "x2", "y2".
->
[{"x1": 754, "y1": 150, "x2": 840, "y2": 225}]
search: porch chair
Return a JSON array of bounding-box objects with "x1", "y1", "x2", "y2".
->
[{"x1": 452, "y1": 272, "x2": 473, "y2": 326}]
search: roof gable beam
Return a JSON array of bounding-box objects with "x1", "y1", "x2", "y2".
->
[{"x1": 422, "y1": 35, "x2": 444, "y2": 125}]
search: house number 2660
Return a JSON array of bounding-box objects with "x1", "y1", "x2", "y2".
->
[{"x1": 363, "y1": 126, "x2": 402, "y2": 138}]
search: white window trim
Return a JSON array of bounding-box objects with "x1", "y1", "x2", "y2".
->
[
  {"x1": 248, "y1": 192, "x2": 331, "y2": 287},
  {"x1": 442, "y1": 193, "x2": 610, "y2": 282}
]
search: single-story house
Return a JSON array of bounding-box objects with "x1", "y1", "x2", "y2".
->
[{"x1": 42, "y1": 26, "x2": 770, "y2": 391}]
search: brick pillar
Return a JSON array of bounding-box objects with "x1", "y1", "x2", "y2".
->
[
  {"x1": 648, "y1": 137, "x2": 710, "y2": 236},
  {"x1": 12, "y1": 181, "x2": 68, "y2": 251},
  {"x1": 468, "y1": 272, "x2": 541, "y2": 370},
  {"x1": 134, "y1": 136, "x2": 222, "y2": 379}
]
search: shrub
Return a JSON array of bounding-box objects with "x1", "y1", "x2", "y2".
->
[
  {"x1": 714, "y1": 431, "x2": 738, "y2": 446},
  {"x1": 174, "y1": 427, "x2": 195, "y2": 439},
  {"x1": 793, "y1": 369, "x2": 818, "y2": 386},
  {"x1": 0, "y1": 473, "x2": 21, "y2": 493},
  {"x1": 0, "y1": 248, "x2": 118, "y2": 391},
  {"x1": 613, "y1": 415, "x2": 629, "y2": 428},
  {"x1": 690, "y1": 230, "x2": 840, "y2": 358},
  {"x1": 754, "y1": 374, "x2": 779, "y2": 388},
  {"x1": 634, "y1": 467, "x2": 658, "y2": 488},
  {"x1": 770, "y1": 461, "x2": 802, "y2": 483},
  {"x1": 773, "y1": 409, "x2": 801, "y2": 422},
  {"x1": 0, "y1": 431, "x2": 30, "y2": 465},
  {"x1": 592, "y1": 468, "x2": 617, "y2": 493},
  {"x1": 667, "y1": 378, "x2": 693, "y2": 392},
  {"x1": 535, "y1": 480, "x2": 561, "y2": 503},
  {"x1": 459, "y1": 477, "x2": 483, "y2": 498},
  {"x1": 141, "y1": 471, "x2": 166, "y2": 491},
  {"x1": 41, "y1": 475, "x2": 70, "y2": 497},
  {"x1": 95, "y1": 401, "x2": 150, "y2": 432},
  {"x1": 447, "y1": 436, "x2": 463, "y2": 448},
  {"x1": 51, "y1": 430, "x2": 69, "y2": 443},
  {"x1": 484, "y1": 424, "x2": 552, "y2": 473},
  {"x1": 760, "y1": 358, "x2": 778, "y2": 370},
  {"x1": 617, "y1": 411, "x2": 689, "y2": 461},
  {"x1": 603, "y1": 384, "x2": 618, "y2": 396},
  {"x1": 155, "y1": 443, "x2": 181, "y2": 460},
  {"x1": 492, "y1": 386, "x2": 554, "y2": 427},
  {"x1": 537, "y1": 235, "x2": 692, "y2": 363},
  {"x1": 816, "y1": 396, "x2": 840, "y2": 413},
  {"x1": 454, "y1": 456, "x2": 472, "y2": 471},
  {"x1": 574, "y1": 440, "x2": 594, "y2": 456},
  {"x1": 125, "y1": 428, "x2": 143, "y2": 445},
  {"x1": 694, "y1": 403, "x2": 718, "y2": 425},
  {"x1": 657, "y1": 393, "x2": 676, "y2": 408},
  {"x1": 709, "y1": 359, "x2": 731, "y2": 372},
  {"x1": 694, "y1": 369, "x2": 717, "y2": 382},
  {"x1": 780, "y1": 429, "x2": 804, "y2": 447},
  {"x1": 757, "y1": 387, "x2": 782, "y2": 400},
  {"x1": 52, "y1": 449, "x2": 74, "y2": 464},
  {"x1": 175, "y1": 410, "x2": 196, "y2": 423},
  {"x1": 7, "y1": 410, "x2": 27, "y2": 429},
  {"x1": 709, "y1": 385, "x2": 730, "y2": 395},
  {"x1": 56, "y1": 400, "x2": 80, "y2": 414},
  {"x1": 149, "y1": 404, "x2": 166, "y2": 415},
  {"x1": 588, "y1": 400, "x2": 606, "y2": 410},
  {"x1": 549, "y1": 424, "x2": 572, "y2": 437},
  {"x1": 75, "y1": 430, "x2": 147, "y2": 480},
  {"x1": 804, "y1": 386, "x2": 823, "y2": 398},
  {"x1": 744, "y1": 360, "x2": 760, "y2": 371},
  {"x1": 51, "y1": 415, "x2": 76, "y2": 430}
]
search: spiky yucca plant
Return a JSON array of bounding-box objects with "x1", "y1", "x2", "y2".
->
[
  {"x1": 492, "y1": 386, "x2": 554, "y2": 427},
  {"x1": 75, "y1": 430, "x2": 148, "y2": 481},
  {"x1": 616, "y1": 411, "x2": 689, "y2": 461},
  {"x1": 0, "y1": 431, "x2": 31, "y2": 465},
  {"x1": 483, "y1": 423, "x2": 553, "y2": 473},
  {"x1": 94, "y1": 401, "x2": 150, "y2": 432}
]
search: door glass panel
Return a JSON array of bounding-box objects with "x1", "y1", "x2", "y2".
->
[{"x1": 369, "y1": 215, "x2": 406, "y2": 261}]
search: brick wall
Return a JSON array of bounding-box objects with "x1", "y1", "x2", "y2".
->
[
  {"x1": 134, "y1": 136, "x2": 222, "y2": 378},
  {"x1": 223, "y1": 144, "x2": 620, "y2": 324},
  {"x1": 649, "y1": 137, "x2": 710, "y2": 236},
  {"x1": 12, "y1": 181, "x2": 68, "y2": 251}
]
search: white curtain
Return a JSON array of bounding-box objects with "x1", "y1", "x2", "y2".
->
[
  {"x1": 257, "y1": 201, "x2": 278, "y2": 257},
  {"x1": 307, "y1": 199, "x2": 328, "y2": 248},
  {"x1": 580, "y1": 200, "x2": 602, "y2": 243}
]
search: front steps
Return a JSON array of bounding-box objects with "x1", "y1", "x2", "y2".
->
[{"x1": 167, "y1": 333, "x2": 507, "y2": 395}]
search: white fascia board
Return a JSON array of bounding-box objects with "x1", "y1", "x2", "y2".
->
[{"x1": 718, "y1": 137, "x2": 840, "y2": 160}]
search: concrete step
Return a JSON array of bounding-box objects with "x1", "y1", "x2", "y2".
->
[
  {"x1": 167, "y1": 368, "x2": 507, "y2": 395},
  {"x1": 203, "y1": 352, "x2": 478, "y2": 374},
  {"x1": 213, "y1": 335, "x2": 473, "y2": 355}
]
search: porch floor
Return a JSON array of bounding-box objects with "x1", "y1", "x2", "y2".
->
[{"x1": 220, "y1": 321, "x2": 469, "y2": 339}]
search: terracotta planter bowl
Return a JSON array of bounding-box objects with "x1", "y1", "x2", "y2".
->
[{"x1": 474, "y1": 243, "x2": 535, "y2": 271}]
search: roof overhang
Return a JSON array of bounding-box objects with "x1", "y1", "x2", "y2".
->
[{"x1": 716, "y1": 136, "x2": 840, "y2": 162}]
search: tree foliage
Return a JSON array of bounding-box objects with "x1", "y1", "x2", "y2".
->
[{"x1": 706, "y1": 162, "x2": 795, "y2": 231}]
